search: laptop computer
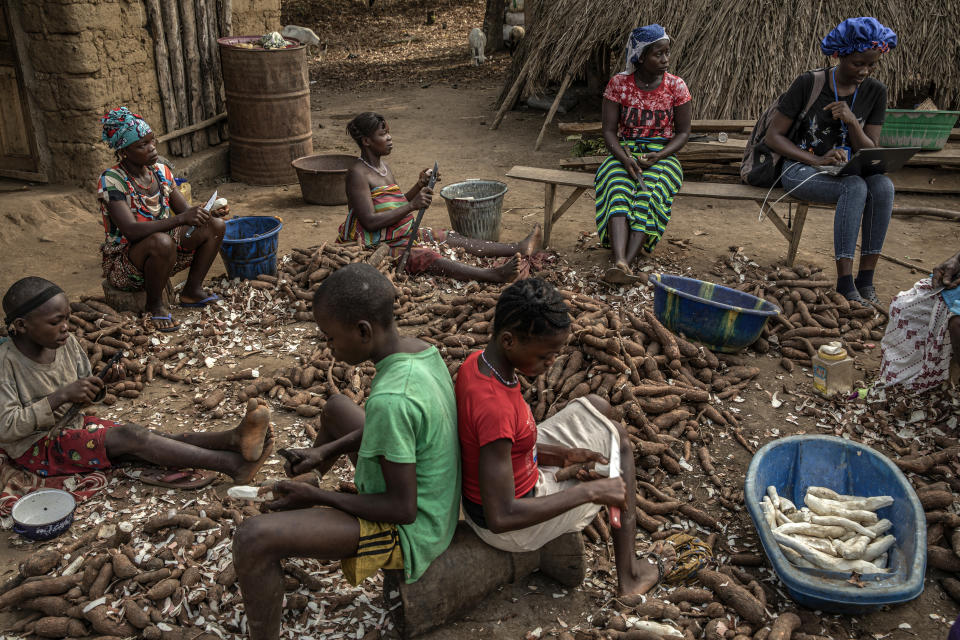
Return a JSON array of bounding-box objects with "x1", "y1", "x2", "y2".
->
[{"x1": 815, "y1": 147, "x2": 920, "y2": 177}]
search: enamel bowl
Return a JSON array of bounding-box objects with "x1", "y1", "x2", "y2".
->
[{"x1": 11, "y1": 489, "x2": 76, "y2": 541}]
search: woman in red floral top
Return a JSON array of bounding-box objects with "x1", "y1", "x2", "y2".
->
[{"x1": 595, "y1": 24, "x2": 691, "y2": 283}]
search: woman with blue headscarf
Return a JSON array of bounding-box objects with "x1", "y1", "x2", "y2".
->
[
  {"x1": 765, "y1": 17, "x2": 898, "y2": 304},
  {"x1": 595, "y1": 24, "x2": 692, "y2": 284},
  {"x1": 98, "y1": 107, "x2": 227, "y2": 331}
]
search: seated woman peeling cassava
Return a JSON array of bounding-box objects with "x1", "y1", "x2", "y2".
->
[
  {"x1": 339, "y1": 112, "x2": 542, "y2": 282},
  {"x1": 595, "y1": 24, "x2": 692, "y2": 284},
  {"x1": 98, "y1": 107, "x2": 229, "y2": 332}
]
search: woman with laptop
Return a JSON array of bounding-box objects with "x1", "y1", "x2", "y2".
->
[{"x1": 764, "y1": 17, "x2": 898, "y2": 304}]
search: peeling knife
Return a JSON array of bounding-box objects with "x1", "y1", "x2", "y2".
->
[{"x1": 608, "y1": 431, "x2": 622, "y2": 528}]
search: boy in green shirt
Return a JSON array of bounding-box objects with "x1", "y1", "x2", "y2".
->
[{"x1": 233, "y1": 263, "x2": 461, "y2": 640}]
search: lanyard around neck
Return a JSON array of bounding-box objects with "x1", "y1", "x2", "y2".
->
[{"x1": 832, "y1": 67, "x2": 858, "y2": 146}]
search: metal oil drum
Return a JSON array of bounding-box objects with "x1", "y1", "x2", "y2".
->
[{"x1": 218, "y1": 36, "x2": 313, "y2": 185}]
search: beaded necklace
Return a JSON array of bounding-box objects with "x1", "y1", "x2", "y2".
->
[{"x1": 480, "y1": 350, "x2": 518, "y2": 386}]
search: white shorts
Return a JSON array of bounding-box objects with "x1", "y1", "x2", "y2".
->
[{"x1": 464, "y1": 397, "x2": 621, "y2": 553}]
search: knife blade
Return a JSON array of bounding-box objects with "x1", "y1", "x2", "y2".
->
[
  {"x1": 608, "y1": 431, "x2": 622, "y2": 528},
  {"x1": 397, "y1": 162, "x2": 438, "y2": 274},
  {"x1": 184, "y1": 189, "x2": 218, "y2": 239}
]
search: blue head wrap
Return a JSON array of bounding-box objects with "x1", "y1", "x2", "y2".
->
[
  {"x1": 100, "y1": 107, "x2": 152, "y2": 151},
  {"x1": 621, "y1": 24, "x2": 669, "y2": 75},
  {"x1": 821, "y1": 17, "x2": 897, "y2": 57}
]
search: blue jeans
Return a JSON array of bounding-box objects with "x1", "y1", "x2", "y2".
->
[{"x1": 781, "y1": 161, "x2": 895, "y2": 260}]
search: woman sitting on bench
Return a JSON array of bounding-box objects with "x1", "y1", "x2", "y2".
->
[
  {"x1": 764, "y1": 17, "x2": 897, "y2": 304},
  {"x1": 595, "y1": 24, "x2": 691, "y2": 284}
]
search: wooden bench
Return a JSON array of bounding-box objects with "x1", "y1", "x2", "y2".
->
[{"x1": 506, "y1": 165, "x2": 828, "y2": 266}]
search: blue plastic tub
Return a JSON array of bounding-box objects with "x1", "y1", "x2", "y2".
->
[
  {"x1": 219, "y1": 216, "x2": 283, "y2": 280},
  {"x1": 650, "y1": 274, "x2": 780, "y2": 353},
  {"x1": 745, "y1": 435, "x2": 925, "y2": 613}
]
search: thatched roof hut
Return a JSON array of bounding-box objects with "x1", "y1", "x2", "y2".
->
[{"x1": 497, "y1": 1, "x2": 960, "y2": 120}]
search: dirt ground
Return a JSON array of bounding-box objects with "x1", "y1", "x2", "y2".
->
[{"x1": 1, "y1": 2, "x2": 960, "y2": 638}]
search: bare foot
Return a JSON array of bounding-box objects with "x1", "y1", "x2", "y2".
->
[
  {"x1": 230, "y1": 398, "x2": 272, "y2": 462},
  {"x1": 615, "y1": 259, "x2": 632, "y2": 275},
  {"x1": 619, "y1": 540, "x2": 677, "y2": 596},
  {"x1": 231, "y1": 429, "x2": 274, "y2": 484},
  {"x1": 485, "y1": 253, "x2": 521, "y2": 283},
  {"x1": 144, "y1": 305, "x2": 179, "y2": 332},
  {"x1": 518, "y1": 224, "x2": 543, "y2": 256}
]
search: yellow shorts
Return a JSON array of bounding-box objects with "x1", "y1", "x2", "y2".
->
[{"x1": 341, "y1": 519, "x2": 404, "y2": 585}]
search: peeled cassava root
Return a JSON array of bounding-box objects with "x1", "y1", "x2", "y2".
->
[{"x1": 763, "y1": 485, "x2": 895, "y2": 573}]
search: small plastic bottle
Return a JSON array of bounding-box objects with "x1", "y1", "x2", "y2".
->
[
  {"x1": 175, "y1": 178, "x2": 192, "y2": 206},
  {"x1": 812, "y1": 341, "x2": 854, "y2": 397}
]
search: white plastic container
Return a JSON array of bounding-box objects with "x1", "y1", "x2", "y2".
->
[{"x1": 812, "y1": 342, "x2": 854, "y2": 397}]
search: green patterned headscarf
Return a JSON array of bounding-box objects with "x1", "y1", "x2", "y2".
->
[{"x1": 100, "y1": 106, "x2": 152, "y2": 150}]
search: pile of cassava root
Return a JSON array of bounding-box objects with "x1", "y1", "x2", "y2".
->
[
  {"x1": 3, "y1": 242, "x2": 940, "y2": 640},
  {"x1": 0, "y1": 491, "x2": 382, "y2": 640},
  {"x1": 712, "y1": 248, "x2": 888, "y2": 373}
]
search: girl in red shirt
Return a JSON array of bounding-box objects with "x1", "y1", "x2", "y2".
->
[
  {"x1": 455, "y1": 278, "x2": 675, "y2": 595},
  {"x1": 595, "y1": 25, "x2": 692, "y2": 284}
]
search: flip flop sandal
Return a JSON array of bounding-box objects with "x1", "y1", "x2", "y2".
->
[
  {"x1": 180, "y1": 293, "x2": 220, "y2": 308},
  {"x1": 603, "y1": 267, "x2": 642, "y2": 285},
  {"x1": 661, "y1": 533, "x2": 714, "y2": 584},
  {"x1": 130, "y1": 468, "x2": 219, "y2": 490},
  {"x1": 149, "y1": 314, "x2": 180, "y2": 333}
]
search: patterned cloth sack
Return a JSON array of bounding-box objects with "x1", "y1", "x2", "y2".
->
[{"x1": 880, "y1": 278, "x2": 953, "y2": 392}]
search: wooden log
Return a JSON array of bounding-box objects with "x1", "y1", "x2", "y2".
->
[
  {"x1": 218, "y1": 0, "x2": 232, "y2": 36},
  {"x1": 155, "y1": 113, "x2": 227, "y2": 143},
  {"x1": 557, "y1": 120, "x2": 756, "y2": 135},
  {"x1": 179, "y1": 0, "x2": 205, "y2": 150},
  {"x1": 160, "y1": 0, "x2": 192, "y2": 156},
  {"x1": 143, "y1": 0, "x2": 181, "y2": 156},
  {"x1": 193, "y1": 0, "x2": 221, "y2": 145},
  {"x1": 210, "y1": 0, "x2": 228, "y2": 138},
  {"x1": 491, "y1": 59, "x2": 531, "y2": 130},
  {"x1": 892, "y1": 206, "x2": 960, "y2": 221},
  {"x1": 534, "y1": 71, "x2": 574, "y2": 151}
]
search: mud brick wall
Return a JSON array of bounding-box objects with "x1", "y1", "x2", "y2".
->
[{"x1": 16, "y1": 0, "x2": 280, "y2": 185}]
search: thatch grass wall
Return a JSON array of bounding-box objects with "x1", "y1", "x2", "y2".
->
[{"x1": 499, "y1": 1, "x2": 960, "y2": 119}]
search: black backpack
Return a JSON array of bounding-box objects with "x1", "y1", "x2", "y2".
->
[{"x1": 741, "y1": 69, "x2": 827, "y2": 187}]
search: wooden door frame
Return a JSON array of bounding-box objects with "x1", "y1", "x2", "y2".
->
[{"x1": 0, "y1": 1, "x2": 49, "y2": 182}]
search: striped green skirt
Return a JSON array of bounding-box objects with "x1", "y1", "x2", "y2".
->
[{"x1": 594, "y1": 138, "x2": 683, "y2": 253}]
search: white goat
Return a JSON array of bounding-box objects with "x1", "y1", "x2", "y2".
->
[{"x1": 468, "y1": 27, "x2": 487, "y2": 65}]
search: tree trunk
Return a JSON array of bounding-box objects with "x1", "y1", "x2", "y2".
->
[{"x1": 483, "y1": 0, "x2": 504, "y2": 52}]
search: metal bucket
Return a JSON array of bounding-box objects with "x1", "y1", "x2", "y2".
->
[
  {"x1": 291, "y1": 154, "x2": 354, "y2": 205},
  {"x1": 439, "y1": 180, "x2": 508, "y2": 242},
  {"x1": 218, "y1": 36, "x2": 313, "y2": 185}
]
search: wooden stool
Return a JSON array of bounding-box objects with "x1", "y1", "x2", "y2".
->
[
  {"x1": 101, "y1": 279, "x2": 173, "y2": 313},
  {"x1": 383, "y1": 521, "x2": 586, "y2": 638}
]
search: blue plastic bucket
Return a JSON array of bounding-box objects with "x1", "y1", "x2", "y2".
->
[
  {"x1": 745, "y1": 435, "x2": 925, "y2": 613},
  {"x1": 650, "y1": 274, "x2": 780, "y2": 353},
  {"x1": 219, "y1": 216, "x2": 283, "y2": 280}
]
